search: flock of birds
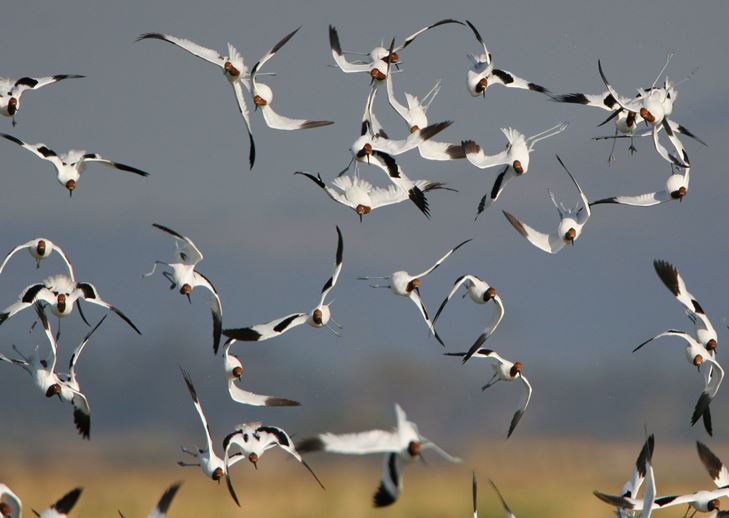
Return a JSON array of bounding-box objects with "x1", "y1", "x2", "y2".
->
[{"x1": 0, "y1": 16, "x2": 721, "y2": 517}]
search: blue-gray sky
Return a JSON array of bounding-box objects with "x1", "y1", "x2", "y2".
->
[{"x1": 1, "y1": 0, "x2": 728, "y2": 465}]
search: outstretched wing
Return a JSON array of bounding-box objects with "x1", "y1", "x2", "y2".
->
[
  {"x1": 76, "y1": 282, "x2": 141, "y2": 335},
  {"x1": 433, "y1": 274, "x2": 477, "y2": 323},
  {"x1": 192, "y1": 271, "x2": 222, "y2": 354},
  {"x1": 373, "y1": 453, "x2": 401, "y2": 508},
  {"x1": 407, "y1": 289, "x2": 444, "y2": 346},
  {"x1": 502, "y1": 211, "x2": 564, "y2": 254},
  {"x1": 152, "y1": 223, "x2": 203, "y2": 266},
  {"x1": 223, "y1": 313, "x2": 308, "y2": 342},
  {"x1": 227, "y1": 380, "x2": 300, "y2": 407},
  {"x1": 136, "y1": 33, "x2": 226, "y2": 67},
  {"x1": 413, "y1": 239, "x2": 471, "y2": 279},
  {"x1": 319, "y1": 226, "x2": 343, "y2": 306},
  {"x1": 0, "y1": 133, "x2": 63, "y2": 167},
  {"x1": 148, "y1": 482, "x2": 182, "y2": 518},
  {"x1": 507, "y1": 375, "x2": 532, "y2": 438}
]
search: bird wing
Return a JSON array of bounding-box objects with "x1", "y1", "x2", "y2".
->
[
  {"x1": 259, "y1": 101, "x2": 334, "y2": 131},
  {"x1": 489, "y1": 69, "x2": 549, "y2": 94},
  {"x1": 408, "y1": 289, "x2": 444, "y2": 346},
  {"x1": 418, "y1": 140, "x2": 466, "y2": 161},
  {"x1": 250, "y1": 27, "x2": 301, "y2": 79},
  {"x1": 180, "y1": 369, "x2": 215, "y2": 457},
  {"x1": 0, "y1": 133, "x2": 64, "y2": 166},
  {"x1": 433, "y1": 274, "x2": 477, "y2": 323},
  {"x1": 632, "y1": 329, "x2": 692, "y2": 353},
  {"x1": 556, "y1": 155, "x2": 590, "y2": 222},
  {"x1": 463, "y1": 295, "x2": 506, "y2": 363},
  {"x1": 319, "y1": 226, "x2": 343, "y2": 306},
  {"x1": 0, "y1": 283, "x2": 55, "y2": 327},
  {"x1": 227, "y1": 380, "x2": 300, "y2": 407},
  {"x1": 328, "y1": 25, "x2": 372, "y2": 74},
  {"x1": 597, "y1": 60, "x2": 644, "y2": 113},
  {"x1": 0, "y1": 239, "x2": 39, "y2": 276},
  {"x1": 152, "y1": 223, "x2": 203, "y2": 266},
  {"x1": 77, "y1": 153, "x2": 150, "y2": 177},
  {"x1": 502, "y1": 211, "x2": 564, "y2": 254},
  {"x1": 489, "y1": 480, "x2": 516, "y2": 518},
  {"x1": 620, "y1": 435, "x2": 655, "y2": 499},
  {"x1": 589, "y1": 190, "x2": 669, "y2": 207},
  {"x1": 192, "y1": 271, "x2": 223, "y2": 354},
  {"x1": 298, "y1": 429, "x2": 402, "y2": 455},
  {"x1": 147, "y1": 482, "x2": 182, "y2": 518},
  {"x1": 75, "y1": 282, "x2": 141, "y2": 335},
  {"x1": 414, "y1": 239, "x2": 471, "y2": 279},
  {"x1": 465, "y1": 20, "x2": 491, "y2": 66},
  {"x1": 69, "y1": 388, "x2": 91, "y2": 440},
  {"x1": 11, "y1": 74, "x2": 83, "y2": 95},
  {"x1": 697, "y1": 441, "x2": 729, "y2": 489},
  {"x1": 396, "y1": 19, "x2": 463, "y2": 51},
  {"x1": 373, "y1": 453, "x2": 402, "y2": 508},
  {"x1": 462, "y1": 139, "x2": 510, "y2": 169},
  {"x1": 230, "y1": 80, "x2": 256, "y2": 169},
  {"x1": 136, "y1": 33, "x2": 226, "y2": 67},
  {"x1": 223, "y1": 313, "x2": 308, "y2": 342},
  {"x1": 38, "y1": 487, "x2": 83, "y2": 518},
  {"x1": 68, "y1": 314, "x2": 107, "y2": 383},
  {"x1": 551, "y1": 90, "x2": 620, "y2": 112},
  {"x1": 507, "y1": 375, "x2": 532, "y2": 438}
]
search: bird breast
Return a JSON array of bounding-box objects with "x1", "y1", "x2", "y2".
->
[{"x1": 390, "y1": 271, "x2": 412, "y2": 296}]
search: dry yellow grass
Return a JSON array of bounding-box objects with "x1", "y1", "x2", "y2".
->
[{"x1": 1, "y1": 438, "x2": 723, "y2": 516}]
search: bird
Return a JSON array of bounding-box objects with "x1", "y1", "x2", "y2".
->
[
  {"x1": 295, "y1": 403, "x2": 460, "y2": 507},
  {"x1": 329, "y1": 20, "x2": 463, "y2": 83},
  {"x1": 594, "y1": 435, "x2": 656, "y2": 518},
  {"x1": 472, "y1": 473, "x2": 479, "y2": 518},
  {"x1": 597, "y1": 60, "x2": 690, "y2": 168},
  {"x1": 295, "y1": 171, "x2": 455, "y2": 220},
  {"x1": 0, "y1": 273, "x2": 141, "y2": 336},
  {"x1": 653, "y1": 259, "x2": 718, "y2": 352},
  {"x1": 589, "y1": 160, "x2": 690, "y2": 207},
  {"x1": 118, "y1": 482, "x2": 181, "y2": 518},
  {"x1": 358, "y1": 239, "x2": 471, "y2": 346},
  {"x1": 177, "y1": 368, "x2": 240, "y2": 506},
  {"x1": 490, "y1": 480, "x2": 517, "y2": 518},
  {"x1": 0, "y1": 133, "x2": 149, "y2": 196},
  {"x1": 384, "y1": 75, "x2": 466, "y2": 160},
  {"x1": 462, "y1": 123, "x2": 568, "y2": 216},
  {"x1": 0, "y1": 238, "x2": 75, "y2": 280},
  {"x1": 223, "y1": 226, "x2": 343, "y2": 342},
  {"x1": 633, "y1": 330, "x2": 723, "y2": 436},
  {"x1": 32, "y1": 487, "x2": 82, "y2": 518},
  {"x1": 0, "y1": 74, "x2": 83, "y2": 126},
  {"x1": 0, "y1": 484, "x2": 21, "y2": 518},
  {"x1": 433, "y1": 274, "x2": 505, "y2": 364},
  {"x1": 249, "y1": 27, "x2": 334, "y2": 131},
  {"x1": 0, "y1": 304, "x2": 93, "y2": 439},
  {"x1": 502, "y1": 155, "x2": 591, "y2": 254},
  {"x1": 222, "y1": 340, "x2": 300, "y2": 407},
  {"x1": 465, "y1": 20, "x2": 550, "y2": 98},
  {"x1": 136, "y1": 32, "x2": 257, "y2": 168},
  {"x1": 143, "y1": 223, "x2": 223, "y2": 353},
  {"x1": 445, "y1": 348, "x2": 532, "y2": 438},
  {"x1": 222, "y1": 422, "x2": 325, "y2": 492}
]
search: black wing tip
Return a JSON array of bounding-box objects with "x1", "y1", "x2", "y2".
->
[
  {"x1": 420, "y1": 121, "x2": 452, "y2": 141},
  {"x1": 507, "y1": 409, "x2": 524, "y2": 438},
  {"x1": 222, "y1": 327, "x2": 262, "y2": 341},
  {"x1": 691, "y1": 392, "x2": 712, "y2": 426},
  {"x1": 594, "y1": 490, "x2": 633, "y2": 508},
  {"x1": 373, "y1": 484, "x2": 397, "y2": 508},
  {"x1": 461, "y1": 139, "x2": 480, "y2": 154},
  {"x1": 653, "y1": 259, "x2": 680, "y2": 295},
  {"x1": 528, "y1": 83, "x2": 550, "y2": 94},
  {"x1": 328, "y1": 25, "x2": 342, "y2": 55},
  {"x1": 113, "y1": 162, "x2": 150, "y2": 177},
  {"x1": 1, "y1": 133, "x2": 25, "y2": 146},
  {"x1": 295, "y1": 437, "x2": 325, "y2": 453},
  {"x1": 552, "y1": 92, "x2": 590, "y2": 105},
  {"x1": 53, "y1": 487, "x2": 83, "y2": 514},
  {"x1": 409, "y1": 186, "x2": 431, "y2": 218},
  {"x1": 179, "y1": 367, "x2": 198, "y2": 402},
  {"x1": 136, "y1": 32, "x2": 165, "y2": 42},
  {"x1": 156, "y1": 482, "x2": 182, "y2": 514},
  {"x1": 265, "y1": 396, "x2": 302, "y2": 407},
  {"x1": 301, "y1": 120, "x2": 335, "y2": 129},
  {"x1": 295, "y1": 170, "x2": 326, "y2": 188},
  {"x1": 74, "y1": 408, "x2": 91, "y2": 440}
]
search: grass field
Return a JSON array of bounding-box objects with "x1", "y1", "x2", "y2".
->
[{"x1": 2, "y1": 438, "x2": 723, "y2": 516}]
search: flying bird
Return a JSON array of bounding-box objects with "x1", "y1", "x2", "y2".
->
[
  {"x1": 119, "y1": 482, "x2": 182, "y2": 518},
  {"x1": 0, "y1": 133, "x2": 149, "y2": 196},
  {"x1": 0, "y1": 484, "x2": 22, "y2": 518},
  {"x1": 32, "y1": 487, "x2": 82, "y2": 518},
  {"x1": 223, "y1": 226, "x2": 343, "y2": 342},
  {"x1": 358, "y1": 239, "x2": 471, "y2": 346},
  {"x1": 502, "y1": 155, "x2": 591, "y2": 254},
  {"x1": 0, "y1": 238, "x2": 75, "y2": 280},
  {"x1": 0, "y1": 74, "x2": 83, "y2": 126},
  {"x1": 590, "y1": 161, "x2": 690, "y2": 207},
  {"x1": 465, "y1": 20, "x2": 550, "y2": 98},
  {"x1": 144, "y1": 223, "x2": 222, "y2": 353},
  {"x1": 296, "y1": 403, "x2": 460, "y2": 507},
  {"x1": 462, "y1": 123, "x2": 567, "y2": 216},
  {"x1": 177, "y1": 368, "x2": 240, "y2": 506},
  {"x1": 445, "y1": 348, "x2": 532, "y2": 438}
]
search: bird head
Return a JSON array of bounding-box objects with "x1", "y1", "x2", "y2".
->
[
  {"x1": 45, "y1": 383, "x2": 62, "y2": 398},
  {"x1": 512, "y1": 160, "x2": 524, "y2": 175},
  {"x1": 7, "y1": 97, "x2": 17, "y2": 115},
  {"x1": 510, "y1": 362, "x2": 523, "y2": 377},
  {"x1": 406, "y1": 278, "x2": 421, "y2": 292},
  {"x1": 639, "y1": 107, "x2": 656, "y2": 124},
  {"x1": 709, "y1": 499, "x2": 721, "y2": 512},
  {"x1": 693, "y1": 354, "x2": 703, "y2": 367},
  {"x1": 475, "y1": 78, "x2": 488, "y2": 96},
  {"x1": 564, "y1": 228, "x2": 577, "y2": 245},
  {"x1": 248, "y1": 452, "x2": 259, "y2": 469},
  {"x1": 212, "y1": 467, "x2": 224, "y2": 481},
  {"x1": 409, "y1": 125, "x2": 419, "y2": 134},
  {"x1": 232, "y1": 366, "x2": 243, "y2": 380},
  {"x1": 65, "y1": 179, "x2": 76, "y2": 196},
  {"x1": 483, "y1": 287, "x2": 497, "y2": 302},
  {"x1": 57, "y1": 293, "x2": 67, "y2": 313},
  {"x1": 707, "y1": 339, "x2": 718, "y2": 352},
  {"x1": 36, "y1": 239, "x2": 47, "y2": 256},
  {"x1": 223, "y1": 61, "x2": 241, "y2": 77},
  {"x1": 670, "y1": 186, "x2": 687, "y2": 200},
  {"x1": 407, "y1": 440, "x2": 421, "y2": 458},
  {"x1": 312, "y1": 308, "x2": 323, "y2": 326}
]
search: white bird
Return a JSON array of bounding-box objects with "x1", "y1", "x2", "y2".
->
[
  {"x1": 590, "y1": 161, "x2": 690, "y2": 207},
  {"x1": 633, "y1": 330, "x2": 723, "y2": 436},
  {"x1": 490, "y1": 480, "x2": 517, "y2": 518},
  {"x1": 0, "y1": 133, "x2": 149, "y2": 196},
  {"x1": 385, "y1": 75, "x2": 466, "y2": 161},
  {"x1": 223, "y1": 226, "x2": 343, "y2": 342},
  {"x1": 0, "y1": 273, "x2": 140, "y2": 336},
  {"x1": 32, "y1": 487, "x2": 82, "y2": 518},
  {"x1": 177, "y1": 368, "x2": 240, "y2": 506},
  {"x1": 295, "y1": 171, "x2": 455, "y2": 220},
  {"x1": 433, "y1": 274, "x2": 505, "y2": 364},
  {"x1": 136, "y1": 32, "x2": 257, "y2": 168},
  {"x1": 119, "y1": 482, "x2": 182, "y2": 518},
  {"x1": 296, "y1": 403, "x2": 460, "y2": 507},
  {"x1": 222, "y1": 340, "x2": 300, "y2": 407},
  {"x1": 465, "y1": 20, "x2": 550, "y2": 98},
  {"x1": 594, "y1": 435, "x2": 656, "y2": 518},
  {"x1": 250, "y1": 27, "x2": 334, "y2": 131},
  {"x1": 0, "y1": 484, "x2": 21, "y2": 518},
  {"x1": 502, "y1": 155, "x2": 591, "y2": 254},
  {"x1": 144, "y1": 223, "x2": 223, "y2": 353},
  {"x1": 0, "y1": 238, "x2": 74, "y2": 280},
  {"x1": 462, "y1": 123, "x2": 567, "y2": 216},
  {"x1": 0, "y1": 74, "x2": 83, "y2": 126},
  {"x1": 222, "y1": 422, "x2": 325, "y2": 492},
  {"x1": 358, "y1": 239, "x2": 471, "y2": 346},
  {"x1": 598, "y1": 60, "x2": 690, "y2": 168},
  {"x1": 0, "y1": 304, "x2": 94, "y2": 438},
  {"x1": 445, "y1": 349, "x2": 532, "y2": 438},
  {"x1": 329, "y1": 20, "x2": 463, "y2": 83},
  {"x1": 653, "y1": 259, "x2": 718, "y2": 352}
]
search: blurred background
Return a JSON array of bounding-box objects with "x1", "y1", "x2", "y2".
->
[{"x1": 1, "y1": 0, "x2": 728, "y2": 515}]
